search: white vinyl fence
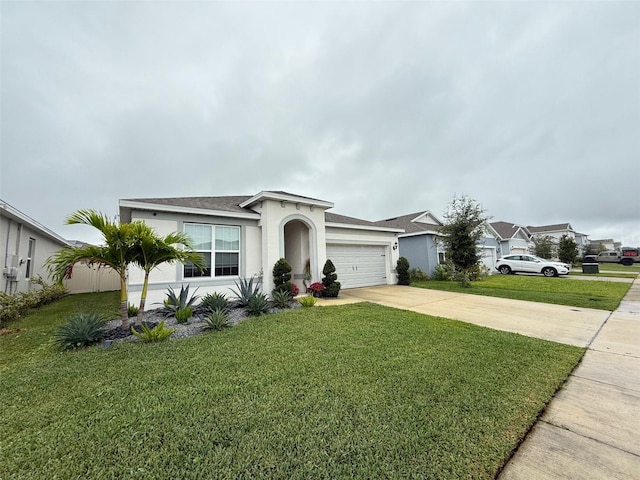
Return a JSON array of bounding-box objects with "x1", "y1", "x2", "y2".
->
[{"x1": 63, "y1": 263, "x2": 120, "y2": 294}]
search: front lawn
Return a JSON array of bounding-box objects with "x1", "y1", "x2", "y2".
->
[
  {"x1": 413, "y1": 275, "x2": 630, "y2": 311},
  {"x1": 0, "y1": 295, "x2": 583, "y2": 479}
]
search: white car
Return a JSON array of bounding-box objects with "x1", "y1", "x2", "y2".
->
[{"x1": 495, "y1": 255, "x2": 571, "y2": 277}]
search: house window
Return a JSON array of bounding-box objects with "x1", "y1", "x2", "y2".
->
[
  {"x1": 26, "y1": 238, "x2": 36, "y2": 278},
  {"x1": 183, "y1": 224, "x2": 239, "y2": 278}
]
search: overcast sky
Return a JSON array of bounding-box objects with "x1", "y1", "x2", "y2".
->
[{"x1": 1, "y1": 1, "x2": 639, "y2": 246}]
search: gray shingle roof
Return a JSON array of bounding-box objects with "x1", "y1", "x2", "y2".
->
[
  {"x1": 490, "y1": 221, "x2": 530, "y2": 240},
  {"x1": 377, "y1": 211, "x2": 442, "y2": 234},
  {"x1": 527, "y1": 223, "x2": 572, "y2": 234}
]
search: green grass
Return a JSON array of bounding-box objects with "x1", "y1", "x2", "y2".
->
[
  {"x1": 569, "y1": 271, "x2": 637, "y2": 279},
  {"x1": 0, "y1": 291, "x2": 120, "y2": 369},
  {"x1": 413, "y1": 275, "x2": 630, "y2": 311},
  {"x1": 0, "y1": 296, "x2": 583, "y2": 479}
]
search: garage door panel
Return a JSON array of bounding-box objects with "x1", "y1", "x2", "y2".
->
[{"x1": 326, "y1": 245, "x2": 387, "y2": 289}]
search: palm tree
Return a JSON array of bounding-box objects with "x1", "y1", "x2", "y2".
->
[
  {"x1": 46, "y1": 210, "x2": 139, "y2": 328},
  {"x1": 129, "y1": 223, "x2": 204, "y2": 325}
]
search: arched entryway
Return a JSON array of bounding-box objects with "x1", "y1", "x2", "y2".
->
[{"x1": 283, "y1": 219, "x2": 312, "y2": 292}]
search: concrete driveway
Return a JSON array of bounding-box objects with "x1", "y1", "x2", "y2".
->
[{"x1": 336, "y1": 285, "x2": 610, "y2": 347}]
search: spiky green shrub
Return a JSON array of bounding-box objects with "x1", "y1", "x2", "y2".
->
[
  {"x1": 174, "y1": 306, "x2": 192, "y2": 324},
  {"x1": 199, "y1": 292, "x2": 229, "y2": 314},
  {"x1": 127, "y1": 303, "x2": 139, "y2": 318},
  {"x1": 246, "y1": 292, "x2": 270, "y2": 316},
  {"x1": 397, "y1": 257, "x2": 410, "y2": 285},
  {"x1": 231, "y1": 276, "x2": 262, "y2": 307},
  {"x1": 298, "y1": 295, "x2": 317, "y2": 308},
  {"x1": 203, "y1": 310, "x2": 230, "y2": 331},
  {"x1": 271, "y1": 289, "x2": 292, "y2": 309},
  {"x1": 161, "y1": 284, "x2": 199, "y2": 317},
  {"x1": 131, "y1": 320, "x2": 175, "y2": 342},
  {"x1": 54, "y1": 312, "x2": 107, "y2": 350},
  {"x1": 321, "y1": 259, "x2": 341, "y2": 298},
  {"x1": 272, "y1": 258, "x2": 294, "y2": 295},
  {"x1": 409, "y1": 268, "x2": 429, "y2": 282}
]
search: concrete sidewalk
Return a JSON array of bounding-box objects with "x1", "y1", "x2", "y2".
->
[{"x1": 500, "y1": 278, "x2": 640, "y2": 479}]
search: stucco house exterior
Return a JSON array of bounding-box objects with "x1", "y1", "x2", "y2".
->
[
  {"x1": 119, "y1": 191, "x2": 402, "y2": 306},
  {"x1": 378, "y1": 211, "x2": 443, "y2": 277},
  {"x1": 489, "y1": 222, "x2": 533, "y2": 256},
  {"x1": 378, "y1": 212, "x2": 499, "y2": 276},
  {"x1": 1, "y1": 200, "x2": 71, "y2": 294}
]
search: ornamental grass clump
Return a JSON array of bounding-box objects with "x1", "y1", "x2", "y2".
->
[
  {"x1": 54, "y1": 312, "x2": 107, "y2": 351},
  {"x1": 298, "y1": 295, "x2": 317, "y2": 307}
]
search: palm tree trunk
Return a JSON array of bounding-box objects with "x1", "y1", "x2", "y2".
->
[
  {"x1": 119, "y1": 277, "x2": 129, "y2": 329},
  {"x1": 136, "y1": 273, "x2": 149, "y2": 326}
]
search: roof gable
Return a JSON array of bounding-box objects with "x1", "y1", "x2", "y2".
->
[{"x1": 490, "y1": 221, "x2": 531, "y2": 240}]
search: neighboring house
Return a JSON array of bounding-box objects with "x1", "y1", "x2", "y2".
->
[
  {"x1": 490, "y1": 222, "x2": 532, "y2": 256},
  {"x1": 1, "y1": 200, "x2": 71, "y2": 294},
  {"x1": 527, "y1": 223, "x2": 586, "y2": 258},
  {"x1": 377, "y1": 212, "x2": 499, "y2": 276},
  {"x1": 589, "y1": 239, "x2": 617, "y2": 251},
  {"x1": 574, "y1": 232, "x2": 590, "y2": 257},
  {"x1": 377, "y1": 211, "x2": 443, "y2": 277},
  {"x1": 119, "y1": 191, "x2": 403, "y2": 306}
]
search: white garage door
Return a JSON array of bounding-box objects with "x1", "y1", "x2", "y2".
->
[
  {"x1": 480, "y1": 247, "x2": 497, "y2": 274},
  {"x1": 326, "y1": 244, "x2": 387, "y2": 289}
]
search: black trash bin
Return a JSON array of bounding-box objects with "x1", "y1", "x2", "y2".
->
[{"x1": 582, "y1": 263, "x2": 599, "y2": 274}]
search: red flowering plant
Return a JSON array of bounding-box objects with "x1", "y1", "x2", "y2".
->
[
  {"x1": 307, "y1": 282, "x2": 325, "y2": 297},
  {"x1": 290, "y1": 283, "x2": 300, "y2": 296}
]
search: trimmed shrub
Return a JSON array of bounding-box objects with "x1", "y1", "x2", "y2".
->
[
  {"x1": 54, "y1": 312, "x2": 107, "y2": 350},
  {"x1": 432, "y1": 263, "x2": 454, "y2": 281},
  {"x1": 272, "y1": 258, "x2": 295, "y2": 296},
  {"x1": 321, "y1": 259, "x2": 341, "y2": 298},
  {"x1": 397, "y1": 257, "x2": 410, "y2": 285},
  {"x1": 0, "y1": 278, "x2": 67, "y2": 327},
  {"x1": 409, "y1": 268, "x2": 429, "y2": 282}
]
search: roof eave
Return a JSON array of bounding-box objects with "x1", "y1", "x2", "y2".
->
[
  {"x1": 239, "y1": 191, "x2": 334, "y2": 210},
  {"x1": 119, "y1": 200, "x2": 261, "y2": 221},
  {"x1": 325, "y1": 222, "x2": 404, "y2": 233}
]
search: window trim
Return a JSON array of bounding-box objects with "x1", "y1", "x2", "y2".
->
[{"x1": 183, "y1": 223, "x2": 240, "y2": 279}]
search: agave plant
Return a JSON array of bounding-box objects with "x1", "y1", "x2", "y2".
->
[
  {"x1": 160, "y1": 284, "x2": 199, "y2": 318},
  {"x1": 231, "y1": 276, "x2": 262, "y2": 307},
  {"x1": 203, "y1": 310, "x2": 230, "y2": 331},
  {"x1": 271, "y1": 289, "x2": 292, "y2": 309},
  {"x1": 198, "y1": 292, "x2": 229, "y2": 315},
  {"x1": 246, "y1": 292, "x2": 270, "y2": 316},
  {"x1": 54, "y1": 312, "x2": 107, "y2": 350}
]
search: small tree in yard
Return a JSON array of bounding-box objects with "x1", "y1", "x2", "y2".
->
[
  {"x1": 533, "y1": 235, "x2": 555, "y2": 259},
  {"x1": 558, "y1": 235, "x2": 579, "y2": 265},
  {"x1": 321, "y1": 259, "x2": 341, "y2": 298},
  {"x1": 272, "y1": 258, "x2": 294, "y2": 295},
  {"x1": 396, "y1": 257, "x2": 410, "y2": 285},
  {"x1": 439, "y1": 195, "x2": 489, "y2": 285}
]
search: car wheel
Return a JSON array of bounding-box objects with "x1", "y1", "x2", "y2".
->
[
  {"x1": 542, "y1": 267, "x2": 557, "y2": 277},
  {"x1": 621, "y1": 258, "x2": 633, "y2": 266},
  {"x1": 498, "y1": 265, "x2": 511, "y2": 275}
]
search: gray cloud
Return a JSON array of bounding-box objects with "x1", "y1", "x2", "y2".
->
[{"x1": 2, "y1": 1, "x2": 638, "y2": 246}]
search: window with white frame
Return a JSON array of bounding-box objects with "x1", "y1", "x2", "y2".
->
[
  {"x1": 183, "y1": 224, "x2": 240, "y2": 278},
  {"x1": 26, "y1": 238, "x2": 36, "y2": 278}
]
